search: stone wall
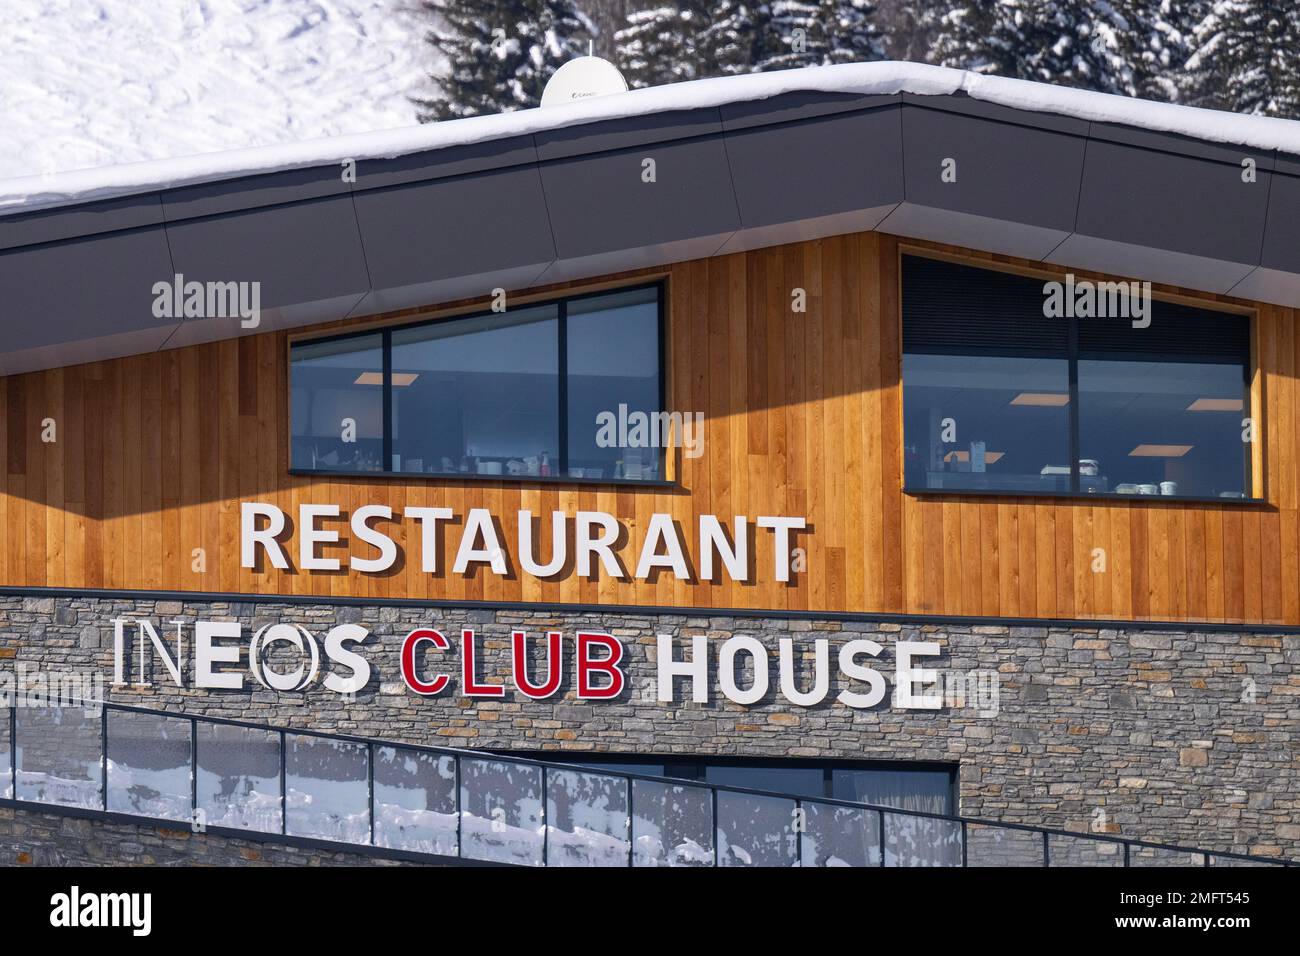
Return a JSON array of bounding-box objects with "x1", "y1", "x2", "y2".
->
[
  {"x1": 1, "y1": 594, "x2": 1297, "y2": 861},
  {"x1": 0, "y1": 805, "x2": 426, "y2": 866}
]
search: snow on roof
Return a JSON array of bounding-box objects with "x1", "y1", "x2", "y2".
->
[{"x1": 5, "y1": 60, "x2": 1300, "y2": 218}]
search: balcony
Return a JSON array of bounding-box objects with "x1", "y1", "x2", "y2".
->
[{"x1": 0, "y1": 700, "x2": 1289, "y2": 867}]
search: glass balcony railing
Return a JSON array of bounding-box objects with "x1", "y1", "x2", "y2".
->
[{"x1": 0, "y1": 700, "x2": 1291, "y2": 868}]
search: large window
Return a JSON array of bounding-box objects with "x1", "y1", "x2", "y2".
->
[
  {"x1": 290, "y1": 284, "x2": 665, "y2": 482},
  {"x1": 902, "y1": 255, "x2": 1253, "y2": 501},
  {"x1": 290, "y1": 333, "x2": 385, "y2": 473},
  {"x1": 390, "y1": 305, "x2": 560, "y2": 476},
  {"x1": 512, "y1": 753, "x2": 956, "y2": 815}
]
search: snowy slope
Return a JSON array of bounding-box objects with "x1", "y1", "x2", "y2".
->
[{"x1": 0, "y1": 0, "x2": 431, "y2": 181}]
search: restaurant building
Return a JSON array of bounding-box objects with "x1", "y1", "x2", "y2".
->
[{"x1": 0, "y1": 62, "x2": 1297, "y2": 867}]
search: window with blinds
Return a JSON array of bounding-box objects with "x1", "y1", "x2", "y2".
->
[{"x1": 901, "y1": 255, "x2": 1253, "y2": 500}]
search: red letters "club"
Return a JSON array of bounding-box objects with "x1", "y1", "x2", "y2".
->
[{"x1": 400, "y1": 628, "x2": 625, "y2": 700}]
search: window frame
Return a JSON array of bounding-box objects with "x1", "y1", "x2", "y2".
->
[
  {"x1": 287, "y1": 279, "x2": 672, "y2": 487},
  {"x1": 898, "y1": 250, "x2": 1262, "y2": 505},
  {"x1": 495, "y1": 750, "x2": 959, "y2": 812}
]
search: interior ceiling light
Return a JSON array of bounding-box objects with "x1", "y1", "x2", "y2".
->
[
  {"x1": 354, "y1": 372, "x2": 419, "y2": 386},
  {"x1": 944, "y1": 450, "x2": 1005, "y2": 463},
  {"x1": 1186, "y1": 398, "x2": 1243, "y2": 411},
  {"x1": 1129, "y1": 444, "x2": 1193, "y2": 457},
  {"x1": 1010, "y1": 393, "x2": 1069, "y2": 406}
]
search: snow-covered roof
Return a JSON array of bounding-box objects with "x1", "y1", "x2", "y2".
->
[
  {"x1": 7, "y1": 58, "x2": 1300, "y2": 380},
  {"x1": 6, "y1": 61, "x2": 1300, "y2": 217}
]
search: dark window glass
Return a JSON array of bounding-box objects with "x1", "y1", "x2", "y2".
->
[
  {"x1": 515, "y1": 753, "x2": 955, "y2": 815},
  {"x1": 573, "y1": 761, "x2": 666, "y2": 779},
  {"x1": 566, "y1": 287, "x2": 661, "y2": 480},
  {"x1": 290, "y1": 285, "x2": 664, "y2": 483},
  {"x1": 1077, "y1": 360, "x2": 1249, "y2": 499},
  {"x1": 391, "y1": 305, "x2": 559, "y2": 476},
  {"x1": 832, "y1": 767, "x2": 953, "y2": 814},
  {"x1": 902, "y1": 254, "x2": 1068, "y2": 355},
  {"x1": 903, "y1": 354, "x2": 1072, "y2": 492},
  {"x1": 902, "y1": 255, "x2": 1253, "y2": 500},
  {"x1": 704, "y1": 764, "x2": 826, "y2": 800},
  {"x1": 290, "y1": 333, "x2": 385, "y2": 472}
]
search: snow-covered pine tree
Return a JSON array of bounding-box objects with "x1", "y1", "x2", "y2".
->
[
  {"x1": 584, "y1": 0, "x2": 637, "y2": 58},
  {"x1": 760, "y1": 1, "x2": 827, "y2": 70},
  {"x1": 757, "y1": 1, "x2": 884, "y2": 71},
  {"x1": 1184, "y1": 2, "x2": 1300, "y2": 117},
  {"x1": 414, "y1": 0, "x2": 593, "y2": 121},
  {"x1": 821, "y1": 0, "x2": 887, "y2": 64},
  {"x1": 1109, "y1": 0, "x2": 1197, "y2": 102},
  {"x1": 614, "y1": 3, "x2": 725, "y2": 87},
  {"x1": 917, "y1": 0, "x2": 991, "y2": 73},
  {"x1": 924, "y1": 0, "x2": 1137, "y2": 96},
  {"x1": 874, "y1": 0, "x2": 939, "y2": 62},
  {"x1": 615, "y1": 1, "x2": 882, "y2": 87},
  {"x1": 702, "y1": 1, "x2": 759, "y2": 75},
  {"x1": 613, "y1": 1, "x2": 776, "y2": 87},
  {"x1": 704, "y1": 2, "x2": 770, "y2": 76}
]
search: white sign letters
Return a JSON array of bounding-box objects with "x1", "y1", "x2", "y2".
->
[{"x1": 240, "y1": 502, "x2": 807, "y2": 585}]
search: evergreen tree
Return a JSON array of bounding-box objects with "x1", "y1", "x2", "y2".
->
[
  {"x1": 1184, "y1": 2, "x2": 1300, "y2": 117},
  {"x1": 415, "y1": 0, "x2": 594, "y2": 121},
  {"x1": 616, "y1": 1, "x2": 883, "y2": 88},
  {"x1": 1102, "y1": 0, "x2": 1204, "y2": 103},
  {"x1": 918, "y1": 0, "x2": 992, "y2": 74},
  {"x1": 758, "y1": 1, "x2": 884, "y2": 71},
  {"x1": 615, "y1": 3, "x2": 737, "y2": 87},
  {"x1": 699, "y1": 1, "x2": 767, "y2": 74},
  {"x1": 613, "y1": 2, "x2": 769, "y2": 87},
  {"x1": 822, "y1": 0, "x2": 887, "y2": 63},
  {"x1": 874, "y1": 0, "x2": 939, "y2": 62},
  {"x1": 584, "y1": 0, "x2": 637, "y2": 59},
  {"x1": 925, "y1": 1, "x2": 1136, "y2": 95},
  {"x1": 702, "y1": 2, "x2": 774, "y2": 76},
  {"x1": 919, "y1": 1, "x2": 1227, "y2": 106},
  {"x1": 760, "y1": 2, "x2": 827, "y2": 70}
]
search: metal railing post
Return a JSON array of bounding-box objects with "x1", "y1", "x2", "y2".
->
[
  {"x1": 367, "y1": 741, "x2": 375, "y2": 846},
  {"x1": 454, "y1": 755, "x2": 463, "y2": 859},
  {"x1": 961, "y1": 820, "x2": 968, "y2": 867},
  {"x1": 795, "y1": 799, "x2": 803, "y2": 867},
  {"x1": 1124, "y1": 842, "x2": 1131, "y2": 866},
  {"x1": 7, "y1": 703, "x2": 15, "y2": 799},
  {"x1": 190, "y1": 718, "x2": 198, "y2": 822},
  {"x1": 1042, "y1": 829, "x2": 1049, "y2": 867},
  {"x1": 279, "y1": 730, "x2": 287, "y2": 836},
  {"x1": 878, "y1": 811, "x2": 887, "y2": 867},
  {"x1": 541, "y1": 765, "x2": 548, "y2": 867},
  {"x1": 100, "y1": 701, "x2": 108, "y2": 811},
  {"x1": 625, "y1": 775, "x2": 634, "y2": 868},
  {"x1": 711, "y1": 787, "x2": 719, "y2": 867}
]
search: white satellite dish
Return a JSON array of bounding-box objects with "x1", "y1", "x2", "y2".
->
[{"x1": 541, "y1": 55, "x2": 628, "y2": 108}]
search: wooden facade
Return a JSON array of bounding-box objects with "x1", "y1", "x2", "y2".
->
[{"x1": 1, "y1": 231, "x2": 1296, "y2": 626}]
